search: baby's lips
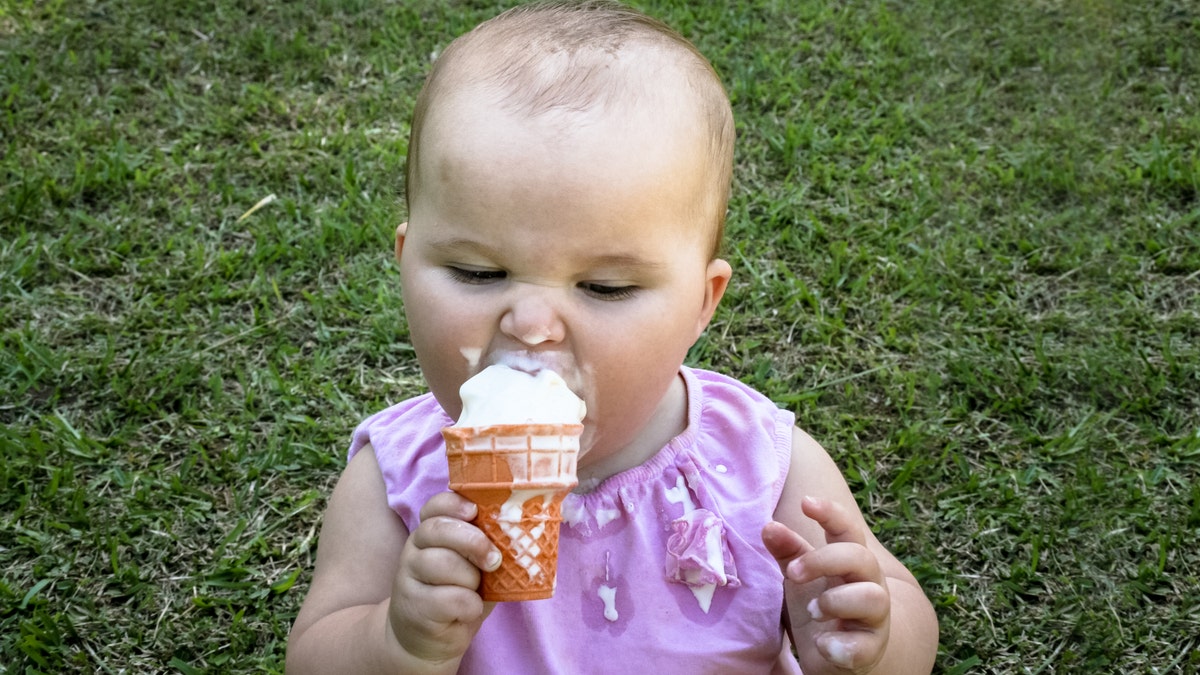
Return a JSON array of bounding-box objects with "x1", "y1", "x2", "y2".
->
[{"x1": 487, "y1": 350, "x2": 579, "y2": 383}]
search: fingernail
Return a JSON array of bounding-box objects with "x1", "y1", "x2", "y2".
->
[
  {"x1": 485, "y1": 549, "x2": 503, "y2": 571},
  {"x1": 823, "y1": 635, "x2": 854, "y2": 668},
  {"x1": 788, "y1": 560, "x2": 805, "y2": 580},
  {"x1": 807, "y1": 597, "x2": 825, "y2": 621}
]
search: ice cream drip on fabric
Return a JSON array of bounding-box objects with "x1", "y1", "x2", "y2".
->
[
  {"x1": 662, "y1": 473, "x2": 740, "y2": 613},
  {"x1": 456, "y1": 364, "x2": 586, "y2": 427}
]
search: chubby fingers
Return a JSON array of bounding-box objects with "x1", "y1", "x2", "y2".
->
[
  {"x1": 807, "y1": 581, "x2": 890, "y2": 627},
  {"x1": 412, "y1": 491, "x2": 503, "y2": 576},
  {"x1": 418, "y1": 490, "x2": 480, "y2": 523},
  {"x1": 763, "y1": 496, "x2": 864, "y2": 566},
  {"x1": 787, "y1": 540, "x2": 883, "y2": 586},
  {"x1": 761, "y1": 520, "x2": 815, "y2": 566},
  {"x1": 800, "y1": 496, "x2": 866, "y2": 547},
  {"x1": 806, "y1": 582, "x2": 891, "y2": 671},
  {"x1": 815, "y1": 629, "x2": 888, "y2": 672}
]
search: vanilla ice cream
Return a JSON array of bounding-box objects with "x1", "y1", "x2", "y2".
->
[{"x1": 455, "y1": 365, "x2": 586, "y2": 427}]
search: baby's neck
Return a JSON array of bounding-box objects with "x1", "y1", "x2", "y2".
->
[{"x1": 574, "y1": 374, "x2": 688, "y2": 492}]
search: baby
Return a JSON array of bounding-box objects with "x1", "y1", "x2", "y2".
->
[{"x1": 286, "y1": 1, "x2": 938, "y2": 673}]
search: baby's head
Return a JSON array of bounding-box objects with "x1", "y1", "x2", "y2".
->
[
  {"x1": 396, "y1": 2, "x2": 736, "y2": 465},
  {"x1": 404, "y1": 0, "x2": 735, "y2": 257}
]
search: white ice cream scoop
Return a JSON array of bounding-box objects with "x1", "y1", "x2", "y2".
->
[{"x1": 456, "y1": 364, "x2": 586, "y2": 427}]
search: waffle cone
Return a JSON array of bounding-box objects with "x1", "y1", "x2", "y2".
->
[{"x1": 442, "y1": 424, "x2": 582, "y2": 601}]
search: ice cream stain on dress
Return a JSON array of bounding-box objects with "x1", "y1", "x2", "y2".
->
[
  {"x1": 664, "y1": 474, "x2": 695, "y2": 514},
  {"x1": 662, "y1": 469, "x2": 740, "y2": 614}
]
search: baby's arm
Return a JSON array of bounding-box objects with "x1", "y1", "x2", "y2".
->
[
  {"x1": 761, "y1": 428, "x2": 938, "y2": 675},
  {"x1": 286, "y1": 446, "x2": 499, "y2": 674}
]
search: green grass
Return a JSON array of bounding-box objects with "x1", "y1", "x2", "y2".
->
[{"x1": 2, "y1": 0, "x2": 1197, "y2": 672}]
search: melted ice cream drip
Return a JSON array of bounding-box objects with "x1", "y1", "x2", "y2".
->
[
  {"x1": 598, "y1": 585, "x2": 619, "y2": 621},
  {"x1": 562, "y1": 497, "x2": 586, "y2": 528},
  {"x1": 498, "y1": 490, "x2": 553, "y2": 579},
  {"x1": 664, "y1": 475, "x2": 695, "y2": 514},
  {"x1": 599, "y1": 550, "x2": 619, "y2": 621},
  {"x1": 594, "y1": 507, "x2": 621, "y2": 528}
]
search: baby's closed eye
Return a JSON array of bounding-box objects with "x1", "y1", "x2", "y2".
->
[
  {"x1": 447, "y1": 266, "x2": 507, "y2": 284},
  {"x1": 577, "y1": 282, "x2": 639, "y2": 300}
]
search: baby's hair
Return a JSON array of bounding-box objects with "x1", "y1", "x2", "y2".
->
[{"x1": 404, "y1": 0, "x2": 735, "y2": 257}]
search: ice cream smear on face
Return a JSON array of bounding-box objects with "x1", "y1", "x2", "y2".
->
[{"x1": 455, "y1": 364, "x2": 586, "y2": 427}]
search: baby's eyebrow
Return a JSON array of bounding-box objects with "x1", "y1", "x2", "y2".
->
[
  {"x1": 427, "y1": 237, "x2": 666, "y2": 272},
  {"x1": 583, "y1": 253, "x2": 667, "y2": 273},
  {"x1": 426, "y1": 237, "x2": 496, "y2": 257}
]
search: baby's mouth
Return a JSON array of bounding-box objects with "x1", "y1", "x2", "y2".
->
[
  {"x1": 490, "y1": 351, "x2": 592, "y2": 405},
  {"x1": 459, "y1": 347, "x2": 563, "y2": 377},
  {"x1": 487, "y1": 350, "x2": 573, "y2": 378}
]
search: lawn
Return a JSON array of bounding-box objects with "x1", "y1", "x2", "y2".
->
[{"x1": 1, "y1": 0, "x2": 1197, "y2": 672}]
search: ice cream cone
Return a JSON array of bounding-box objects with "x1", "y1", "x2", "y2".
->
[{"x1": 442, "y1": 423, "x2": 582, "y2": 601}]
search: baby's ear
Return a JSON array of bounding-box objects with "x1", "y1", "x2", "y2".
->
[
  {"x1": 695, "y1": 257, "x2": 732, "y2": 338},
  {"x1": 394, "y1": 222, "x2": 408, "y2": 264}
]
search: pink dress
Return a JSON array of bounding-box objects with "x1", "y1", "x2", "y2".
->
[{"x1": 349, "y1": 367, "x2": 803, "y2": 674}]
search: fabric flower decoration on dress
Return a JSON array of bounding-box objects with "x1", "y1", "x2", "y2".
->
[{"x1": 664, "y1": 508, "x2": 740, "y2": 612}]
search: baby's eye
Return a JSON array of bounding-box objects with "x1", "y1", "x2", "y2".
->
[
  {"x1": 447, "y1": 266, "x2": 506, "y2": 284},
  {"x1": 579, "y1": 282, "x2": 638, "y2": 300}
]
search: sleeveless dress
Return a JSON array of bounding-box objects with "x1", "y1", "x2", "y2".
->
[{"x1": 349, "y1": 366, "x2": 803, "y2": 674}]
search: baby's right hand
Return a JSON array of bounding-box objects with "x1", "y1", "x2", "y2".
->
[{"x1": 388, "y1": 491, "x2": 501, "y2": 665}]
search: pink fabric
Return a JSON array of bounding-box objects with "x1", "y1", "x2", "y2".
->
[{"x1": 349, "y1": 367, "x2": 802, "y2": 674}]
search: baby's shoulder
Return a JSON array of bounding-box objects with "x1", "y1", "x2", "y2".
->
[
  {"x1": 686, "y1": 367, "x2": 795, "y2": 446},
  {"x1": 348, "y1": 392, "x2": 451, "y2": 461},
  {"x1": 346, "y1": 393, "x2": 455, "y2": 531}
]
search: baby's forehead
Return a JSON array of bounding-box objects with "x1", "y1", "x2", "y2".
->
[
  {"x1": 427, "y1": 84, "x2": 702, "y2": 181},
  {"x1": 406, "y1": 8, "x2": 734, "y2": 256},
  {"x1": 443, "y1": 39, "x2": 695, "y2": 121}
]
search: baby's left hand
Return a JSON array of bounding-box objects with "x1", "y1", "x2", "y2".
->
[{"x1": 762, "y1": 496, "x2": 891, "y2": 674}]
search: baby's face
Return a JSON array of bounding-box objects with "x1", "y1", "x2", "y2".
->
[{"x1": 397, "y1": 87, "x2": 728, "y2": 469}]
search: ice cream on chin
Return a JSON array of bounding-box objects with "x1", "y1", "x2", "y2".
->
[{"x1": 442, "y1": 365, "x2": 586, "y2": 601}]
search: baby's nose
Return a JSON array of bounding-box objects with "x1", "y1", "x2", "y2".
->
[{"x1": 499, "y1": 292, "x2": 566, "y2": 346}]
